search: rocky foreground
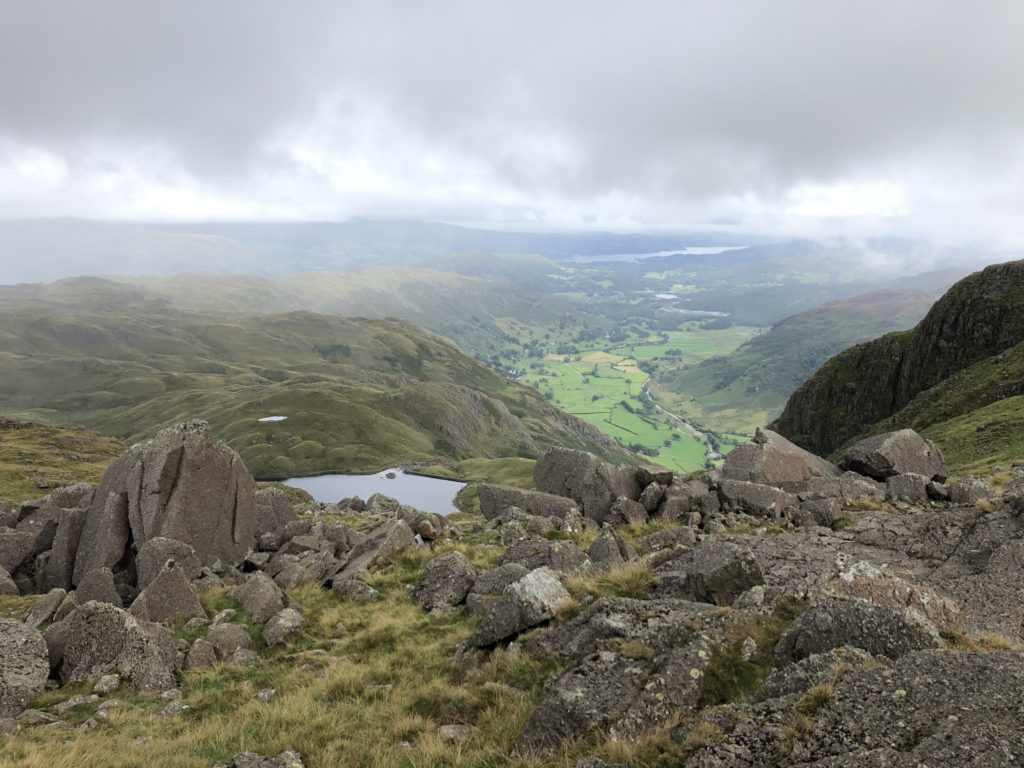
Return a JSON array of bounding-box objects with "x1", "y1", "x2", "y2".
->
[{"x1": 2, "y1": 422, "x2": 1024, "y2": 766}]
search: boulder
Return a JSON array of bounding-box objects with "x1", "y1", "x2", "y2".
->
[
  {"x1": 533, "y1": 448, "x2": 640, "y2": 524},
  {"x1": 215, "y1": 750, "x2": 305, "y2": 768},
  {"x1": 183, "y1": 638, "x2": 218, "y2": 670},
  {"x1": 262, "y1": 608, "x2": 306, "y2": 647},
  {"x1": 639, "y1": 482, "x2": 666, "y2": 514},
  {"x1": 24, "y1": 588, "x2": 67, "y2": 629},
  {"x1": 839, "y1": 428, "x2": 948, "y2": 481},
  {"x1": 636, "y1": 466, "x2": 674, "y2": 488},
  {"x1": 498, "y1": 537, "x2": 590, "y2": 575},
  {"x1": 477, "y1": 484, "x2": 579, "y2": 521},
  {"x1": 331, "y1": 579, "x2": 380, "y2": 602},
  {"x1": 38, "y1": 507, "x2": 88, "y2": 592},
  {"x1": 129, "y1": 561, "x2": 205, "y2": 624},
  {"x1": 74, "y1": 421, "x2": 258, "y2": 583},
  {"x1": 774, "y1": 597, "x2": 942, "y2": 665},
  {"x1": 654, "y1": 540, "x2": 763, "y2": 605},
  {"x1": 227, "y1": 572, "x2": 284, "y2": 624},
  {"x1": 135, "y1": 537, "x2": 203, "y2": 590},
  {"x1": 722, "y1": 427, "x2": 841, "y2": 492},
  {"x1": 949, "y1": 476, "x2": 997, "y2": 505},
  {"x1": 466, "y1": 563, "x2": 529, "y2": 618},
  {"x1": 466, "y1": 568, "x2": 570, "y2": 648},
  {"x1": 415, "y1": 551, "x2": 478, "y2": 613},
  {"x1": 0, "y1": 619, "x2": 49, "y2": 717},
  {"x1": 206, "y1": 624, "x2": 253, "y2": 661},
  {"x1": 827, "y1": 560, "x2": 963, "y2": 631},
  {"x1": 717, "y1": 479, "x2": 798, "y2": 520},
  {"x1": 396, "y1": 505, "x2": 454, "y2": 541},
  {"x1": 75, "y1": 567, "x2": 123, "y2": 608},
  {"x1": 253, "y1": 488, "x2": 297, "y2": 538},
  {"x1": 586, "y1": 526, "x2": 639, "y2": 572},
  {"x1": 606, "y1": 496, "x2": 649, "y2": 526},
  {"x1": 797, "y1": 497, "x2": 843, "y2": 527},
  {"x1": 61, "y1": 602, "x2": 177, "y2": 690},
  {"x1": 0, "y1": 567, "x2": 16, "y2": 596},
  {"x1": 886, "y1": 472, "x2": 929, "y2": 504},
  {"x1": 0, "y1": 530, "x2": 36, "y2": 575},
  {"x1": 330, "y1": 519, "x2": 415, "y2": 583},
  {"x1": 365, "y1": 493, "x2": 400, "y2": 517},
  {"x1": 634, "y1": 526, "x2": 696, "y2": 554}
]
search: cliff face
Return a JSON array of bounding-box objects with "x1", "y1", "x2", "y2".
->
[{"x1": 773, "y1": 259, "x2": 1024, "y2": 456}]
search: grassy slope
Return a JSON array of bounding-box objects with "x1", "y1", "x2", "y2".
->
[
  {"x1": 657, "y1": 290, "x2": 937, "y2": 435},
  {"x1": 0, "y1": 419, "x2": 124, "y2": 503},
  {"x1": 0, "y1": 282, "x2": 630, "y2": 478}
]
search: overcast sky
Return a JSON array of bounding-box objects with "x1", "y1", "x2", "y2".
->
[{"x1": 2, "y1": 1, "x2": 1023, "y2": 243}]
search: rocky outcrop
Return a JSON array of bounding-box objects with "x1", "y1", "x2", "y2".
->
[
  {"x1": 722, "y1": 428, "x2": 841, "y2": 492},
  {"x1": 414, "y1": 551, "x2": 477, "y2": 613},
  {"x1": 533, "y1": 448, "x2": 640, "y2": 523},
  {"x1": 465, "y1": 568, "x2": 569, "y2": 648},
  {"x1": 0, "y1": 620, "x2": 49, "y2": 717},
  {"x1": 840, "y1": 429, "x2": 948, "y2": 481},
  {"x1": 653, "y1": 540, "x2": 763, "y2": 605},
  {"x1": 477, "y1": 484, "x2": 579, "y2": 521}
]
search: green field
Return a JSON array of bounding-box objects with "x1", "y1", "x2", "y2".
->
[{"x1": 518, "y1": 325, "x2": 757, "y2": 471}]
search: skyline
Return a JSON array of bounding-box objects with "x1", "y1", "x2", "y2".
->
[{"x1": 2, "y1": 2, "x2": 1023, "y2": 246}]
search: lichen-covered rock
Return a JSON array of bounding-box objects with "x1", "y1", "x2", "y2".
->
[
  {"x1": 654, "y1": 540, "x2": 764, "y2": 605},
  {"x1": 0, "y1": 566, "x2": 17, "y2": 596},
  {"x1": 774, "y1": 597, "x2": 941, "y2": 666},
  {"x1": 466, "y1": 563, "x2": 530, "y2": 618},
  {"x1": 886, "y1": 472, "x2": 930, "y2": 504},
  {"x1": 415, "y1": 551, "x2": 477, "y2": 613},
  {"x1": 206, "y1": 623, "x2": 253, "y2": 661},
  {"x1": 586, "y1": 525, "x2": 639, "y2": 572},
  {"x1": 498, "y1": 537, "x2": 590, "y2": 575},
  {"x1": 61, "y1": 602, "x2": 177, "y2": 690},
  {"x1": 216, "y1": 749, "x2": 305, "y2": 768},
  {"x1": 466, "y1": 567, "x2": 569, "y2": 648},
  {"x1": 533, "y1": 448, "x2": 640, "y2": 524},
  {"x1": 253, "y1": 488, "x2": 298, "y2": 538},
  {"x1": 262, "y1": 608, "x2": 306, "y2": 647},
  {"x1": 330, "y1": 519, "x2": 416, "y2": 583},
  {"x1": 606, "y1": 496, "x2": 649, "y2": 526},
  {"x1": 0, "y1": 619, "x2": 49, "y2": 717},
  {"x1": 839, "y1": 428, "x2": 948, "y2": 482},
  {"x1": 75, "y1": 567, "x2": 123, "y2": 608},
  {"x1": 135, "y1": 537, "x2": 203, "y2": 590},
  {"x1": 826, "y1": 561, "x2": 963, "y2": 631},
  {"x1": 477, "y1": 484, "x2": 579, "y2": 521},
  {"x1": 722, "y1": 427, "x2": 841, "y2": 492},
  {"x1": 634, "y1": 526, "x2": 696, "y2": 554},
  {"x1": 717, "y1": 479, "x2": 798, "y2": 520},
  {"x1": 227, "y1": 571, "x2": 284, "y2": 624},
  {"x1": 949, "y1": 476, "x2": 997, "y2": 505},
  {"x1": 24, "y1": 588, "x2": 66, "y2": 629},
  {"x1": 331, "y1": 579, "x2": 380, "y2": 602},
  {"x1": 129, "y1": 560, "x2": 205, "y2": 624},
  {"x1": 639, "y1": 482, "x2": 666, "y2": 513}
]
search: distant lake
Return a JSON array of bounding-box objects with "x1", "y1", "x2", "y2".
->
[
  {"x1": 282, "y1": 468, "x2": 467, "y2": 516},
  {"x1": 568, "y1": 246, "x2": 748, "y2": 263}
]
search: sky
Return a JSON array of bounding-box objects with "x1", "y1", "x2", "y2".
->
[{"x1": 2, "y1": 1, "x2": 1024, "y2": 244}]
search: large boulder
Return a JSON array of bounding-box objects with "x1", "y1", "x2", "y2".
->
[
  {"x1": 262, "y1": 608, "x2": 306, "y2": 647},
  {"x1": 330, "y1": 519, "x2": 416, "y2": 583},
  {"x1": 586, "y1": 526, "x2": 639, "y2": 572},
  {"x1": 74, "y1": 421, "x2": 257, "y2": 584},
  {"x1": 533, "y1": 448, "x2": 640, "y2": 524},
  {"x1": 465, "y1": 563, "x2": 529, "y2": 618},
  {"x1": 414, "y1": 551, "x2": 477, "y2": 613},
  {"x1": 253, "y1": 487, "x2": 298, "y2": 538},
  {"x1": 61, "y1": 602, "x2": 177, "y2": 690},
  {"x1": 135, "y1": 537, "x2": 203, "y2": 590},
  {"x1": 774, "y1": 597, "x2": 942, "y2": 665},
  {"x1": 0, "y1": 619, "x2": 49, "y2": 717},
  {"x1": 466, "y1": 568, "x2": 570, "y2": 648},
  {"x1": 722, "y1": 427, "x2": 841, "y2": 492},
  {"x1": 227, "y1": 571, "x2": 285, "y2": 624},
  {"x1": 38, "y1": 506, "x2": 89, "y2": 592},
  {"x1": 654, "y1": 540, "x2": 763, "y2": 605},
  {"x1": 717, "y1": 479, "x2": 798, "y2": 520},
  {"x1": 839, "y1": 428, "x2": 948, "y2": 481},
  {"x1": 128, "y1": 560, "x2": 205, "y2": 624},
  {"x1": 477, "y1": 484, "x2": 579, "y2": 521},
  {"x1": 498, "y1": 537, "x2": 590, "y2": 575}
]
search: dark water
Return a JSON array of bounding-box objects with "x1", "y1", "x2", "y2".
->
[{"x1": 282, "y1": 468, "x2": 466, "y2": 516}]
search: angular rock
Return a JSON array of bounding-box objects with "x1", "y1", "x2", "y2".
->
[
  {"x1": 365, "y1": 493, "x2": 400, "y2": 517},
  {"x1": 227, "y1": 571, "x2": 284, "y2": 624},
  {"x1": 927, "y1": 480, "x2": 951, "y2": 501},
  {"x1": 0, "y1": 567, "x2": 17, "y2": 596},
  {"x1": 717, "y1": 479, "x2": 798, "y2": 520},
  {"x1": 183, "y1": 637, "x2": 217, "y2": 670},
  {"x1": 24, "y1": 588, "x2": 67, "y2": 629},
  {"x1": 135, "y1": 537, "x2": 203, "y2": 590},
  {"x1": 129, "y1": 561, "x2": 205, "y2": 624},
  {"x1": 331, "y1": 579, "x2": 380, "y2": 602},
  {"x1": 206, "y1": 623, "x2": 253, "y2": 661},
  {"x1": 466, "y1": 568, "x2": 569, "y2": 647},
  {"x1": 466, "y1": 563, "x2": 529, "y2": 619},
  {"x1": 886, "y1": 472, "x2": 930, "y2": 504},
  {"x1": 722, "y1": 427, "x2": 841, "y2": 492},
  {"x1": 61, "y1": 602, "x2": 177, "y2": 690},
  {"x1": 533, "y1": 448, "x2": 640, "y2": 524},
  {"x1": 0, "y1": 619, "x2": 49, "y2": 717},
  {"x1": 797, "y1": 497, "x2": 843, "y2": 527},
  {"x1": 634, "y1": 526, "x2": 696, "y2": 554},
  {"x1": 498, "y1": 537, "x2": 590, "y2": 575},
  {"x1": 828, "y1": 560, "x2": 963, "y2": 631},
  {"x1": 414, "y1": 551, "x2": 477, "y2": 613},
  {"x1": 477, "y1": 484, "x2": 579, "y2": 521},
  {"x1": 38, "y1": 506, "x2": 88, "y2": 592},
  {"x1": 0, "y1": 529, "x2": 36, "y2": 575},
  {"x1": 330, "y1": 519, "x2": 415, "y2": 583},
  {"x1": 253, "y1": 488, "x2": 298, "y2": 538},
  {"x1": 654, "y1": 540, "x2": 763, "y2": 605},
  {"x1": 262, "y1": 608, "x2": 305, "y2": 647},
  {"x1": 636, "y1": 466, "x2": 674, "y2": 488},
  {"x1": 656, "y1": 481, "x2": 706, "y2": 522},
  {"x1": 949, "y1": 476, "x2": 997, "y2": 505},
  {"x1": 606, "y1": 496, "x2": 649, "y2": 526},
  {"x1": 774, "y1": 597, "x2": 942, "y2": 665},
  {"x1": 586, "y1": 526, "x2": 639, "y2": 572},
  {"x1": 75, "y1": 567, "x2": 123, "y2": 608},
  {"x1": 639, "y1": 481, "x2": 666, "y2": 514},
  {"x1": 839, "y1": 428, "x2": 949, "y2": 481}
]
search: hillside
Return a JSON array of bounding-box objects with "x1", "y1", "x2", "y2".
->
[
  {"x1": 773, "y1": 259, "x2": 1024, "y2": 472},
  {"x1": 0, "y1": 279, "x2": 628, "y2": 477},
  {"x1": 654, "y1": 289, "x2": 939, "y2": 435}
]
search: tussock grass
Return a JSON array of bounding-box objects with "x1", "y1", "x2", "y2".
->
[
  {"x1": 796, "y1": 683, "x2": 835, "y2": 715},
  {"x1": 566, "y1": 562, "x2": 657, "y2": 601},
  {"x1": 941, "y1": 629, "x2": 1016, "y2": 653}
]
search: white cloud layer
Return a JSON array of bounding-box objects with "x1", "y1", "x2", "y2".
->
[{"x1": 2, "y1": 1, "x2": 1024, "y2": 243}]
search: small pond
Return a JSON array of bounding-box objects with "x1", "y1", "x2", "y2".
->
[{"x1": 282, "y1": 468, "x2": 466, "y2": 516}]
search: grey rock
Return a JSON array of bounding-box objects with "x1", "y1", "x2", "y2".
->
[
  {"x1": 18, "y1": 708, "x2": 57, "y2": 725},
  {"x1": 183, "y1": 638, "x2": 217, "y2": 670},
  {"x1": 61, "y1": 602, "x2": 177, "y2": 690},
  {"x1": 75, "y1": 567, "x2": 122, "y2": 608},
  {"x1": 221, "y1": 750, "x2": 305, "y2": 768},
  {"x1": 839, "y1": 428, "x2": 948, "y2": 481},
  {"x1": 722, "y1": 427, "x2": 841, "y2": 492},
  {"x1": 253, "y1": 488, "x2": 298, "y2": 538},
  {"x1": 498, "y1": 537, "x2": 590, "y2": 575},
  {"x1": 774, "y1": 597, "x2": 941, "y2": 666},
  {"x1": 797, "y1": 497, "x2": 843, "y2": 527},
  {"x1": 228, "y1": 648, "x2": 258, "y2": 666},
  {"x1": 24, "y1": 588, "x2": 67, "y2": 629},
  {"x1": 331, "y1": 579, "x2": 380, "y2": 602},
  {"x1": 949, "y1": 476, "x2": 997, "y2": 505},
  {"x1": 926, "y1": 480, "x2": 951, "y2": 501},
  {"x1": 211, "y1": 609, "x2": 237, "y2": 626},
  {"x1": 533, "y1": 447, "x2": 641, "y2": 524},
  {"x1": 437, "y1": 723, "x2": 472, "y2": 741},
  {"x1": 466, "y1": 563, "x2": 529, "y2": 618},
  {"x1": 654, "y1": 540, "x2": 763, "y2": 605},
  {"x1": 92, "y1": 674, "x2": 120, "y2": 694},
  {"x1": 639, "y1": 481, "x2": 666, "y2": 513},
  {"x1": 718, "y1": 479, "x2": 798, "y2": 520},
  {"x1": 586, "y1": 525, "x2": 639, "y2": 572},
  {"x1": 0, "y1": 619, "x2": 49, "y2": 717},
  {"x1": 331, "y1": 519, "x2": 415, "y2": 583},
  {"x1": 365, "y1": 493, "x2": 400, "y2": 517},
  {"x1": 0, "y1": 566, "x2": 17, "y2": 596},
  {"x1": 636, "y1": 466, "x2": 674, "y2": 488},
  {"x1": 228, "y1": 571, "x2": 285, "y2": 624},
  {"x1": 39, "y1": 506, "x2": 88, "y2": 592},
  {"x1": 466, "y1": 567, "x2": 570, "y2": 647},
  {"x1": 606, "y1": 496, "x2": 649, "y2": 526},
  {"x1": 0, "y1": 529, "x2": 36, "y2": 575},
  {"x1": 635, "y1": 526, "x2": 696, "y2": 554},
  {"x1": 135, "y1": 537, "x2": 203, "y2": 590},
  {"x1": 206, "y1": 623, "x2": 253, "y2": 661},
  {"x1": 414, "y1": 551, "x2": 477, "y2": 613},
  {"x1": 885, "y1": 472, "x2": 930, "y2": 504},
  {"x1": 262, "y1": 608, "x2": 306, "y2": 647},
  {"x1": 477, "y1": 484, "x2": 578, "y2": 521},
  {"x1": 129, "y1": 560, "x2": 206, "y2": 624}
]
